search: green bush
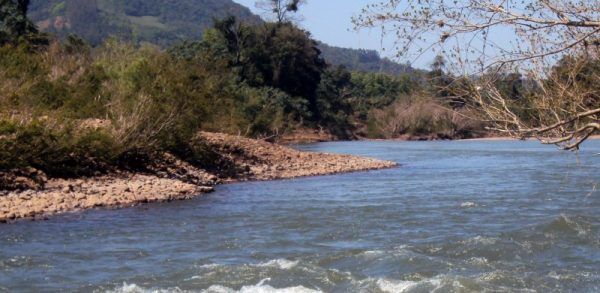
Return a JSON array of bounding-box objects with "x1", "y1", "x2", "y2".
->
[{"x1": 0, "y1": 119, "x2": 119, "y2": 177}]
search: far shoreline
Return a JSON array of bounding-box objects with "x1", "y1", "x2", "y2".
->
[{"x1": 353, "y1": 135, "x2": 600, "y2": 144}]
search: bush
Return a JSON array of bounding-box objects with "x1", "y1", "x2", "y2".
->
[
  {"x1": 365, "y1": 98, "x2": 484, "y2": 139},
  {"x1": 0, "y1": 119, "x2": 119, "y2": 177}
]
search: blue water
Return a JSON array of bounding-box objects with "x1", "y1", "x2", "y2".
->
[{"x1": 0, "y1": 140, "x2": 598, "y2": 292}]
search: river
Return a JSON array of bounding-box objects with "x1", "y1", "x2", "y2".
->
[{"x1": 0, "y1": 140, "x2": 598, "y2": 292}]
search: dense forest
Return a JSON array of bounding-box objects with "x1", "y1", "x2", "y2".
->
[{"x1": 28, "y1": 0, "x2": 261, "y2": 46}]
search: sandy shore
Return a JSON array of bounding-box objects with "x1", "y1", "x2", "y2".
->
[
  {"x1": 199, "y1": 132, "x2": 395, "y2": 181},
  {"x1": 0, "y1": 132, "x2": 396, "y2": 223}
]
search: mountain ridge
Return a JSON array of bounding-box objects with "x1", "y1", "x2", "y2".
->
[{"x1": 28, "y1": 0, "x2": 414, "y2": 74}]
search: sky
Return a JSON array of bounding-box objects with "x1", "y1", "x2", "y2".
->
[{"x1": 232, "y1": 0, "x2": 433, "y2": 69}]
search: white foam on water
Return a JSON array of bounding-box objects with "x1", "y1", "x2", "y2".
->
[
  {"x1": 468, "y1": 257, "x2": 489, "y2": 266},
  {"x1": 465, "y1": 236, "x2": 498, "y2": 246},
  {"x1": 362, "y1": 250, "x2": 384, "y2": 256},
  {"x1": 181, "y1": 260, "x2": 300, "y2": 284},
  {"x1": 359, "y1": 250, "x2": 385, "y2": 260},
  {"x1": 203, "y1": 284, "x2": 320, "y2": 293},
  {"x1": 559, "y1": 214, "x2": 589, "y2": 236},
  {"x1": 547, "y1": 271, "x2": 563, "y2": 280},
  {"x1": 375, "y1": 279, "x2": 418, "y2": 292},
  {"x1": 256, "y1": 259, "x2": 299, "y2": 270},
  {"x1": 204, "y1": 279, "x2": 320, "y2": 293},
  {"x1": 107, "y1": 280, "x2": 321, "y2": 293},
  {"x1": 374, "y1": 277, "x2": 443, "y2": 293},
  {"x1": 107, "y1": 283, "x2": 184, "y2": 293},
  {"x1": 197, "y1": 263, "x2": 221, "y2": 270},
  {"x1": 460, "y1": 202, "x2": 477, "y2": 208}
]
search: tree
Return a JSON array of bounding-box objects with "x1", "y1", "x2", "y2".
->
[
  {"x1": 470, "y1": 55, "x2": 599, "y2": 150},
  {"x1": 0, "y1": 0, "x2": 37, "y2": 44},
  {"x1": 193, "y1": 18, "x2": 327, "y2": 122},
  {"x1": 256, "y1": 0, "x2": 304, "y2": 23},
  {"x1": 430, "y1": 55, "x2": 445, "y2": 74},
  {"x1": 354, "y1": 0, "x2": 600, "y2": 150},
  {"x1": 316, "y1": 65, "x2": 354, "y2": 136}
]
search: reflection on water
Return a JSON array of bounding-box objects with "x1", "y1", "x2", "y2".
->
[{"x1": 0, "y1": 140, "x2": 598, "y2": 292}]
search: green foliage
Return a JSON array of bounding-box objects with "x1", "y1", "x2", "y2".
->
[
  {"x1": 193, "y1": 18, "x2": 327, "y2": 122},
  {"x1": 0, "y1": 8, "x2": 499, "y2": 178},
  {"x1": 27, "y1": 0, "x2": 414, "y2": 75},
  {"x1": 348, "y1": 71, "x2": 416, "y2": 119},
  {"x1": 316, "y1": 66, "x2": 354, "y2": 137},
  {"x1": 28, "y1": 0, "x2": 261, "y2": 47},
  {"x1": 0, "y1": 39, "x2": 215, "y2": 174},
  {"x1": 0, "y1": 0, "x2": 38, "y2": 44},
  {"x1": 0, "y1": 119, "x2": 118, "y2": 177}
]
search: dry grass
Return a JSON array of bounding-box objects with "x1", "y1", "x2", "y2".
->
[{"x1": 368, "y1": 98, "x2": 484, "y2": 139}]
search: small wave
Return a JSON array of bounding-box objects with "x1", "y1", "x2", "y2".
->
[
  {"x1": 468, "y1": 257, "x2": 489, "y2": 266},
  {"x1": 204, "y1": 278, "x2": 320, "y2": 293},
  {"x1": 464, "y1": 236, "x2": 499, "y2": 246},
  {"x1": 460, "y1": 202, "x2": 477, "y2": 208},
  {"x1": 544, "y1": 214, "x2": 592, "y2": 237},
  {"x1": 257, "y1": 259, "x2": 299, "y2": 270},
  {"x1": 106, "y1": 283, "x2": 184, "y2": 293},
  {"x1": 106, "y1": 280, "x2": 321, "y2": 293},
  {"x1": 361, "y1": 250, "x2": 384, "y2": 256},
  {"x1": 358, "y1": 250, "x2": 386, "y2": 260},
  {"x1": 376, "y1": 279, "x2": 419, "y2": 292},
  {"x1": 373, "y1": 277, "x2": 443, "y2": 292},
  {"x1": 193, "y1": 259, "x2": 298, "y2": 272},
  {"x1": 547, "y1": 271, "x2": 576, "y2": 281},
  {"x1": 197, "y1": 263, "x2": 221, "y2": 270},
  {"x1": 204, "y1": 284, "x2": 319, "y2": 293},
  {"x1": 369, "y1": 274, "x2": 548, "y2": 293}
]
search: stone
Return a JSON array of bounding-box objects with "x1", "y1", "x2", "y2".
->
[
  {"x1": 62, "y1": 185, "x2": 73, "y2": 193},
  {"x1": 0, "y1": 132, "x2": 396, "y2": 223}
]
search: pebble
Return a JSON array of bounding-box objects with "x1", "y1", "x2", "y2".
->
[{"x1": 1, "y1": 132, "x2": 396, "y2": 223}]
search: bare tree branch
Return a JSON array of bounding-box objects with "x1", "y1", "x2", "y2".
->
[{"x1": 355, "y1": 0, "x2": 600, "y2": 150}]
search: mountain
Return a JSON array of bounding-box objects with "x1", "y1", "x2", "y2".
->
[
  {"x1": 318, "y1": 42, "x2": 414, "y2": 75},
  {"x1": 28, "y1": 0, "x2": 261, "y2": 46},
  {"x1": 28, "y1": 0, "x2": 414, "y2": 75}
]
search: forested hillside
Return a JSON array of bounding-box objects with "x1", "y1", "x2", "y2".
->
[
  {"x1": 28, "y1": 0, "x2": 261, "y2": 46},
  {"x1": 318, "y1": 42, "x2": 415, "y2": 75},
  {"x1": 28, "y1": 0, "x2": 414, "y2": 75}
]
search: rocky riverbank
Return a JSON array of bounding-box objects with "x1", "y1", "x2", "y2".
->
[{"x1": 0, "y1": 132, "x2": 396, "y2": 223}]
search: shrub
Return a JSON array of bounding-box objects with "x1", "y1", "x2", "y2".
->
[
  {"x1": 366, "y1": 97, "x2": 484, "y2": 139},
  {"x1": 0, "y1": 118, "x2": 119, "y2": 177}
]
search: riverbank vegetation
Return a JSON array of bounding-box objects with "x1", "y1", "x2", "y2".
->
[
  {"x1": 1, "y1": 0, "x2": 598, "y2": 186},
  {"x1": 354, "y1": 0, "x2": 599, "y2": 150},
  {"x1": 0, "y1": 1, "x2": 455, "y2": 181}
]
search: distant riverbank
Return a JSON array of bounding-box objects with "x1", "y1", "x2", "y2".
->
[
  {"x1": 367, "y1": 134, "x2": 600, "y2": 143},
  {"x1": 0, "y1": 132, "x2": 396, "y2": 223}
]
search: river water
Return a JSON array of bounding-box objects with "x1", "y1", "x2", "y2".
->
[{"x1": 0, "y1": 140, "x2": 599, "y2": 292}]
